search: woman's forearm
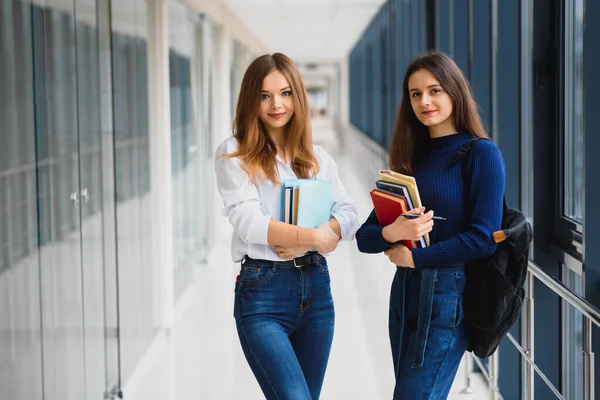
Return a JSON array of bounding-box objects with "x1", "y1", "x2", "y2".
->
[
  {"x1": 327, "y1": 217, "x2": 341, "y2": 238},
  {"x1": 267, "y1": 219, "x2": 317, "y2": 247}
]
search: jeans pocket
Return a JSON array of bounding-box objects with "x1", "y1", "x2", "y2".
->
[
  {"x1": 432, "y1": 278, "x2": 460, "y2": 330},
  {"x1": 316, "y1": 257, "x2": 329, "y2": 275},
  {"x1": 233, "y1": 280, "x2": 240, "y2": 320},
  {"x1": 239, "y1": 265, "x2": 274, "y2": 286}
]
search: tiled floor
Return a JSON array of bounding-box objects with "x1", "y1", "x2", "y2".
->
[{"x1": 126, "y1": 120, "x2": 490, "y2": 399}]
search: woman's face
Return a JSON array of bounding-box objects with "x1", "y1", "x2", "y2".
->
[
  {"x1": 408, "y1": 69, "x2": 454, "y2": 132},
  {"x1": 259, "y1": 70, "x2": 295, "y2": 133}
]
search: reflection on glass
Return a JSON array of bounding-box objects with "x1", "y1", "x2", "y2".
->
[
  {"x1": 111, "y1": 0, "x2": 155, "y2": 383},
  {"x1": 73, "y1": 0, "x2": 116, "y2": 397},
  {"x1": 564, "y1": 0, "x2": 584, "y2": 223},
  {"x1": 169, "y1": 2, "x2": 202, "y2": 299},
  {"x1": 33, "y1": 3, "x2": 88, "y2": 399},
  {"x1": 0, "y1": 1, "x2": 44, "y2": 398}
]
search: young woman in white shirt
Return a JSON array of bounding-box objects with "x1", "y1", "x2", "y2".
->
[{"x1": 215, "y1": 53, "x2": 359, "y2": 400}]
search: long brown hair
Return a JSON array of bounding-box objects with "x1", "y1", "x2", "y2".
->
[
  {"x1": 223, "y1": 53, "x2": 319, "y2": 184},
  {"x1": 389, "y1": 51, "x2": 488, "y2": 174}
]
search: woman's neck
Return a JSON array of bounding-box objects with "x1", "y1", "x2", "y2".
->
[
  {"x1": 428, "y1": 120, "x2": 458, "y2": 138},
  {"x1": 268, "y1": 128, "x2": 286, "y2": 148}
]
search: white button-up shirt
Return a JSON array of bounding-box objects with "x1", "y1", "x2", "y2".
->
[{"x1": 215, "y1": 136, "x2": 360, "y2": 262}]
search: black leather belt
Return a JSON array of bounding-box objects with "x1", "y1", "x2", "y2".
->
[{"x1": 243, "y1": 252, "x2": 323, "y2": 268}]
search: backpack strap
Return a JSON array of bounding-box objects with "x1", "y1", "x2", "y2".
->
[{"x1": 449, "y1": 137, "x2": 507, "y2": 212}]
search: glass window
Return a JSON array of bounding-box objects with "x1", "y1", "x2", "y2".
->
[
  {"x1": 563, "y1": 0, "x2": 584, "y2": 224},
  {"x1": 0, "y1": 2, "x2": 44, "y2": 398},
  {"x1": 168, "y1": 1, "x2": 203, "y2": 299}
]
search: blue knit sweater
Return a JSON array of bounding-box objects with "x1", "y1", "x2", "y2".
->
[{"x1": 356, "y1": 133, "x2": 506, "y2": 268}]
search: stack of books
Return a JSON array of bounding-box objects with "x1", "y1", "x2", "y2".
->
[
  {"x1": 370, "y1": 170, "x2": 430, "y2": 249},
  {"x1": 281, "y1": 179, "x2": 333, "y2": 228}
]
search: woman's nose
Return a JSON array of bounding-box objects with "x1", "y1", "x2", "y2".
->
[{"x1": 421, "y1": 94, "x2": 430, "y2": 106}]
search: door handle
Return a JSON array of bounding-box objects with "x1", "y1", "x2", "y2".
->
[
  {"x1": 71, "y1": 192, "x2": 79, "y2": 208},
  {"x1": 81, "y1": 188, "x2": 89, "y2": 204}
]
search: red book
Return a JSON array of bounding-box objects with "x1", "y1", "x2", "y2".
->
[{"x1": 370, "y1": 189, "x2": 416, "y2": 249}]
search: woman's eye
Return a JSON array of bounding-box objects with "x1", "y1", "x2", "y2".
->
[
  {"x1": 411, "y1": 92, "x2": 420, "y2": 98},
  {"x1": 282, "y1": 90, "x2": 292, "y2": 97},
  {"x1": 261, "y1": 94, "x2": 269, "y2": 100},
  {"x1": 431, "y1": 88, "x2": 441, "y2": 94}
]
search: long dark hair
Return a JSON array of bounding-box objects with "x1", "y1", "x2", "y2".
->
[
  {"x1": 389, "y1": 51, "x2": 488, "y2": 174},
  {"x1": 222, "y1": 53, "x2": 318, "y2": 184}
]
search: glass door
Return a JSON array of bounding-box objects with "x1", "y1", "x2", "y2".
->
[
  {"x1": 32, "y1": 3, "x2": 87, "y2": 399},
  {"x1": 74, "y1": 0, "x2": 121, "y2": 398},
  {"x1": 31, "y1": 0, "x2": 121, "y2": 398},
  {"x1": 0, "y1": 1, "x2": 44, "y2": 398},
  {"x1": 169, "y1": 1, "x2": 202, "y2": 299}
]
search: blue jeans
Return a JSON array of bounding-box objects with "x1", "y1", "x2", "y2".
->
[
  {"x1": 234, "y1": 257, "x2": 335, "y2": 400},
  {"x1": 389, "y1": 267, "x2": 468, "y2": 400}
]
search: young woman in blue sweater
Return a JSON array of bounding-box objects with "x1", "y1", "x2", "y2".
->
[{"x1": 356, "y1": 51, "x2": 505, "y2": 399}]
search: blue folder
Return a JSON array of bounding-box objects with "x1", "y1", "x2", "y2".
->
[{"x1": 281, "y1": 179, "x2": 333, "y2": 228}]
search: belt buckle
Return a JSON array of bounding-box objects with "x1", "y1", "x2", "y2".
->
[{"x1": 293, "y1": 257, "x2": 300, "y2": 268}]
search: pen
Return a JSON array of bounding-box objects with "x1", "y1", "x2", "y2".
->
[{"x1": 401, "y1": 213, "x2": 446, "y2": 221}]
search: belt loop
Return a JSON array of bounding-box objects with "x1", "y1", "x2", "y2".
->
[{"x1": 412, "y1": 268, "x2": 437, "y2": 369}]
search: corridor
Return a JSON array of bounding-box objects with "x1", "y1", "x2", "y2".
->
[{"x1": 124, "y1": 120, "x2": 489, "y2": 400}]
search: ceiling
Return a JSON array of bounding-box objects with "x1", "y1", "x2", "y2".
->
[{"x1": 221, "y1": 0, "x2": 386, "y2": 64}]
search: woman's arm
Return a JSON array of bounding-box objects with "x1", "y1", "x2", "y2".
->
[
  {"x1": 319, "y1": 147, "x2": 360, "y2": 241},
  {"x1": 355, "y1": 209, "x2": 393, "y2": 254},
  {"x1": 411, "y1": 141, "x2": 505, "y2": 268},
  {"x1": 356, "y1": 207, "x2": 433, "y2": 254},
  {"x1": 215, "y1": 148, "x2": 338, "y2": 251}
]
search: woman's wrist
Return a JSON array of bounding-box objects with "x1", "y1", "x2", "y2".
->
[
  {"x1": 408, "y1": 249, "x2": 415, "y2": 268},
  {"x1": 382, "y1": 225, "x2": 399, "y2": 243},
  {"x1": 297, "y1": 227, "x2": 318, "y2": 247}
]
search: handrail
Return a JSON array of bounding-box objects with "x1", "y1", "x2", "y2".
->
[
  {"x1": 528, "y1": 260, "x2": 600, "y2": 328},
  {"x1": 505, "y1": 332, "x2": 565, "y2": 400}
]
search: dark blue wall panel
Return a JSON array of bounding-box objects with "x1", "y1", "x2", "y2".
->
[
  {"x1": 496, "y1": 0, "x2": 521, "y2": 210},
  {"x1": 470, "y1": 0, "x2": 492, "y2": 129},
  {"x1": 452, "y1": 0, "x2": 469, "y2": 75},
  {"x1": 436, "y1": 0, "x2": 451, "y2": 54}
]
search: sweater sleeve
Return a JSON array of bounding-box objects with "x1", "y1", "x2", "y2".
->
[
  {"x1": 411, "y1": 141, "x2": 505, "y2": 268},
  {"x1": 355, "y1": 209, "x2": 394, "y2": 254}
]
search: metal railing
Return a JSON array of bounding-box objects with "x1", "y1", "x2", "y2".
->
[{"x1": 462, "y1": 260, "x2": 599, "y2": 400}]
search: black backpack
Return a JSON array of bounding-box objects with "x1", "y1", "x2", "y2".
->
[{"x1": 450, "y1": 138, "x2": 533, "y2": 359}]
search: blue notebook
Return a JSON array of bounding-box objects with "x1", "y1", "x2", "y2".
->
[{"x1": 281, "y1": 179, "x2": 333, "y2": 228}]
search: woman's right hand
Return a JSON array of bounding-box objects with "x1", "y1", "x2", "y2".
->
[
  {"x1": 313, "y1": 223, "x2": 341, "y2": 254},
  {"x1": 382, "y1": 207, "x2": 434, "y2": 242}
]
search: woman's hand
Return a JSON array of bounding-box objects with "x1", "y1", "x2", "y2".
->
[
  {"x1": 384, "y1": 244, "x2": 415, "y2": 268},
  {"x1": 313, "y1": 222, "x2": 341, "y2": 254},
  {"x1": 382, "y1": 207, "x2": 434, "y2": 243},
  {"x1": 275, "y1": 245, "x2": 313, "y2": 259}
]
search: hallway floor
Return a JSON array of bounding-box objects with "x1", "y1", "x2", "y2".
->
[{"x1": 126, "y1": 120, "x2": 490, "y2": 400}]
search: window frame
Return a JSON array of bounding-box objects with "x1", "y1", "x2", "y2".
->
[{"x1": 554, "y1": 0, "x2": 585, "y2": 262}]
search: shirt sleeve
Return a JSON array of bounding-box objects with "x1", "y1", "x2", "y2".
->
[
  {"x1": 320, "y1": 148, "x2": 360, "y2": 241},
  {"x1": 355, "y1": 209, "x2": 394, "y2": 254},
  {"x1": 411, "y1": 140, "x2": 505, "y2": 268},
  {"x1": 214, "y1": 147, "x2": 271, "y2": 246}
]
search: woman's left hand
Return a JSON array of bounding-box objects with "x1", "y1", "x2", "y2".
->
[
  {"x1": 276, "y1": 245, "x2": 313, "y2": 259},
  {"x1": 384, "y1": 244, "x2": 415, "y2": 268}
]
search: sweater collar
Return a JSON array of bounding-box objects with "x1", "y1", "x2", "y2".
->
[{"x1": 425, "y1": 133, "x2": 473, "y2": 150}]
